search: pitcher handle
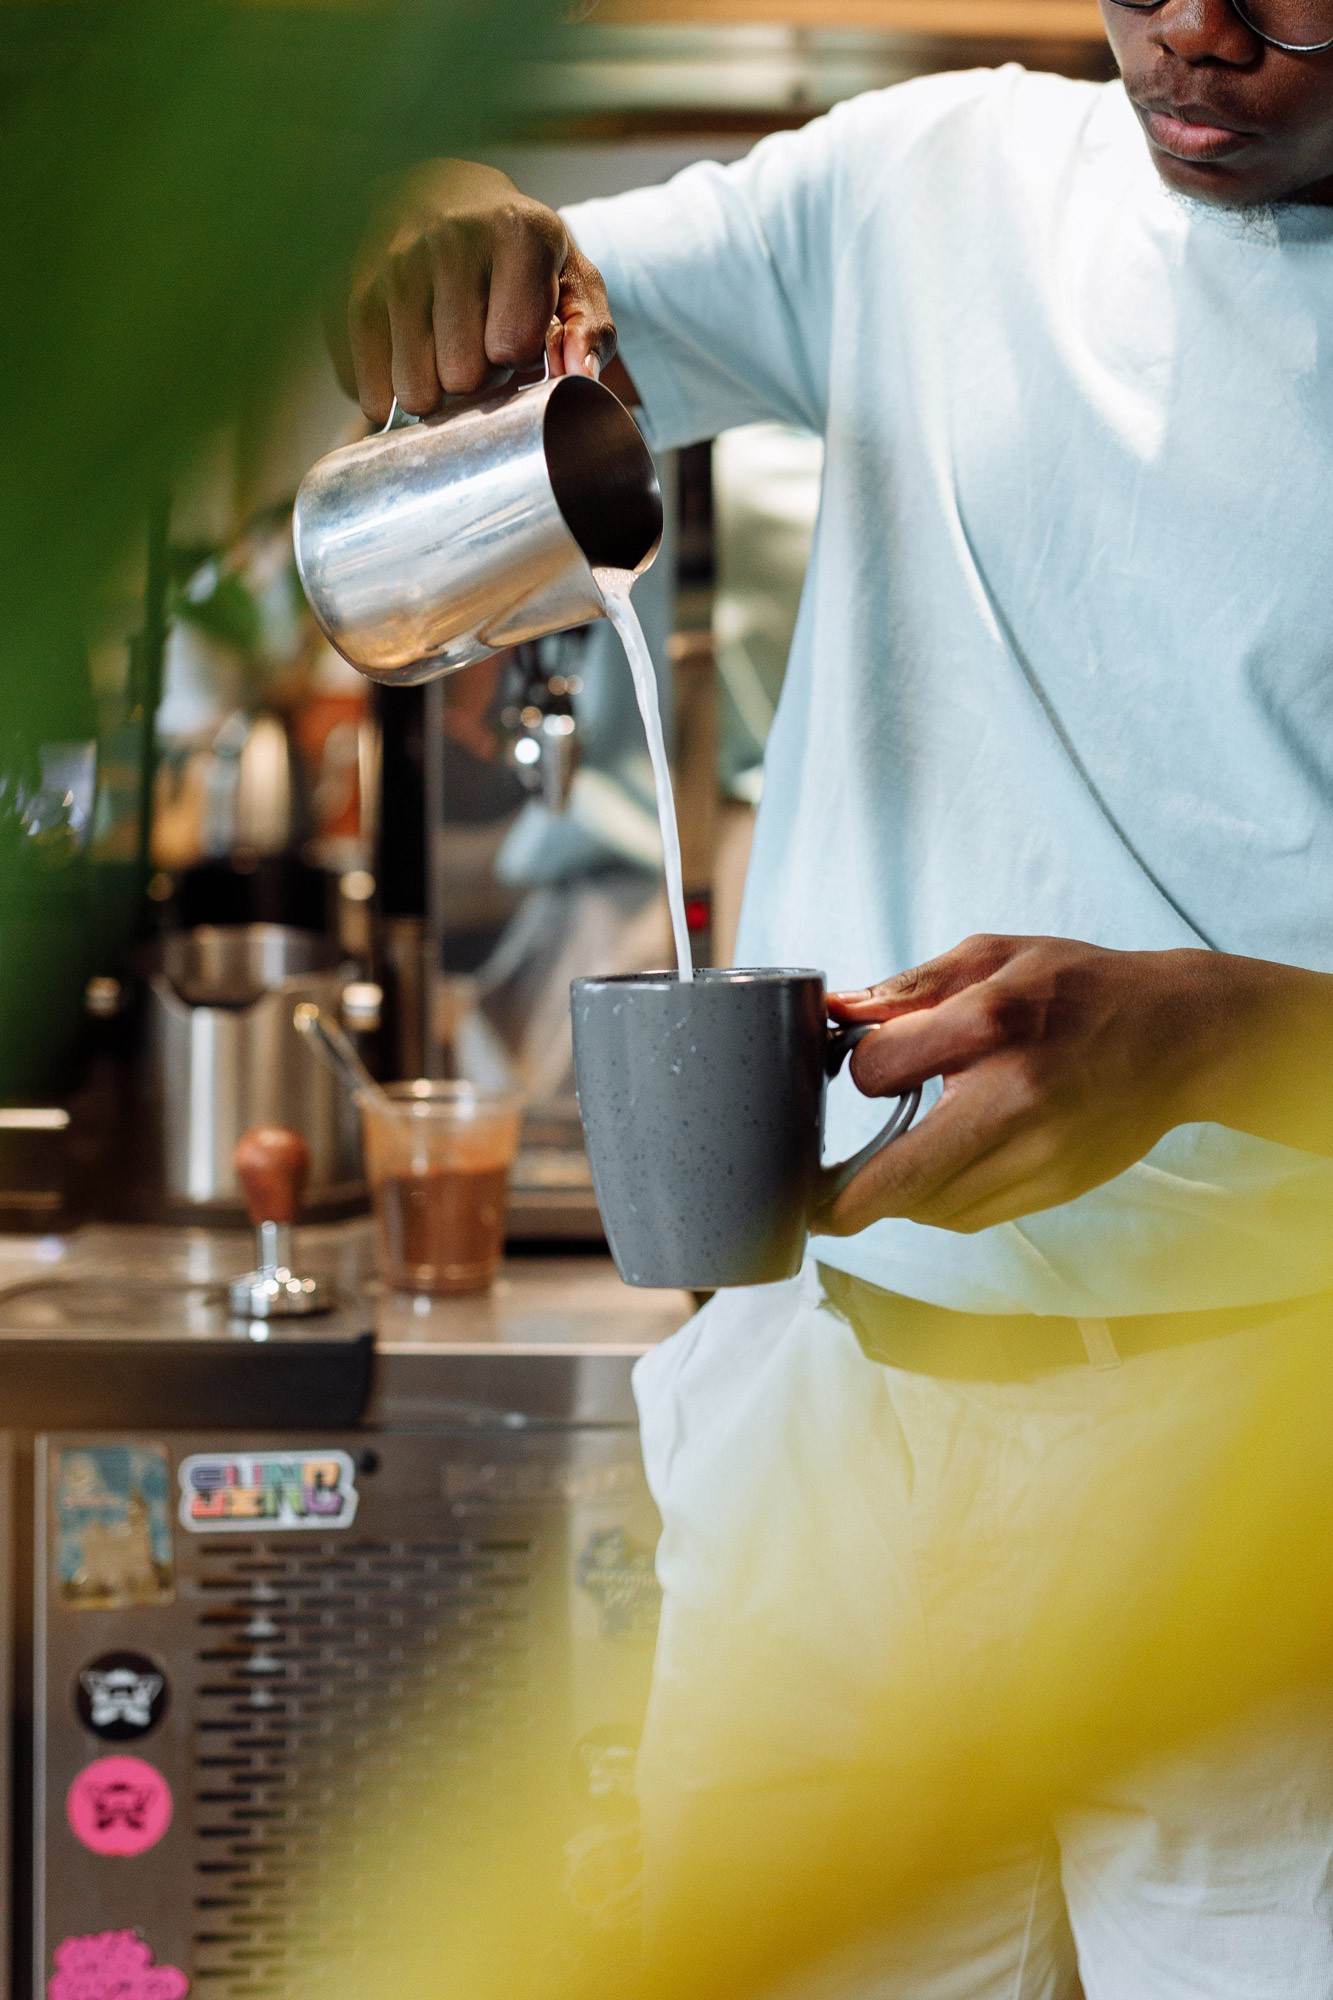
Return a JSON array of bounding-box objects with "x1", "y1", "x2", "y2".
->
[
  {"x1": 381, "y1": 335, "x2": 555, "y2": 433},
  {"x1": 814, "y1": 1022, "x2": 921, "y2": 1219}
]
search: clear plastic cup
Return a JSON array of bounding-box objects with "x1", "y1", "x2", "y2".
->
[{"x1": 358, "y1": 1081, "x2": 522, "y2": 1296}]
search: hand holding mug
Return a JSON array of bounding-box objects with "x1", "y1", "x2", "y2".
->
[{"x1": 824, "y1": 933, "x2": 1243, "y2": 1235}]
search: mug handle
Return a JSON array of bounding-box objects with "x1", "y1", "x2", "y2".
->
[{"x1": 814, "y1": 1022, "x2": 922, "y2": 1219}]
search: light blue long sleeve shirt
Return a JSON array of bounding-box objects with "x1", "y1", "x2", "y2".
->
[{"x1": 566, "y1": 68, "x2": 1333, "y2": 1314}]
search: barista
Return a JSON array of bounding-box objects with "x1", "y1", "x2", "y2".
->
[{"x1": 332, "y1": 4, "x2": 1333, "y2": 1990}]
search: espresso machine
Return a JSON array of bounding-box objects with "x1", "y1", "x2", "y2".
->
[
  {"x1": 30, "y1": 1373, "x2": 663, "y2": 1996},
  {"x1": 0, "y1": 1111, "x2": 687, "y2": 1999}
]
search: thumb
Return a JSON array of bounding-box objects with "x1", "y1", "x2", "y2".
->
[
  {"x1": 828, "y1": 934, "x2": 1019, "y2": 1022},
  {"x1": 553, "y1": 240, "x2": 617, "y2": 380}
]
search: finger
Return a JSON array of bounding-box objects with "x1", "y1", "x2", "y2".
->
[
  {"x1": 823, "y1": 1142, "x2": 1056, "y2": 1240},
  {"x1": 485, "y1": 213, "x2": 562, "y2": 373},
  {"x1": 555, "y1": 242, "x2": 617, "y2": 380},
  {"x1": 828, "y1": 934, "x2": 1021, "y2": 1023},
  {"x1": 820, "y1": 1068, "x2": 1024, "y2": 1236},
  {"x1": 849, "y1": 986, "x2": 1020, "y2": 1097},
  {"x1": 347, "y1": 283, "x2": 395, "y2": 426},
  {"x1": 837, "y1": 1095, "x2": 1141, "y2": 1237},
  {"x1": 919, "y1": 1167, "x2": 1075, "y2": 1236},
  {"x1": 382, "y1": 245, "x2": 442, "y2": 415},
  {"x1": 427, "y1": 225, "x2": 491, "y2": 395},
  {"x1": 821, "y1": 1047, "x2": 1072, "y2": 1237},
  {"x1": 900, "y1": 1124, "x2": 1066, "y2": 1233}
]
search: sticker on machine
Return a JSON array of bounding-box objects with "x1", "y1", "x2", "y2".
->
[
  {"x1": 48, "y1": 1929, "x2": 187, "y2": 2000},
  {"x1": 66, "y1": 1755, "x2": 173, "y2": 1857},
  {"x1": 56, "y1": 1446, "x2": 174, "y2": 1610},
  {"x1": 76, "y1": 1651, "x2": 169, "y2": 1743},
  {"x1": 575, "y1": 1527, "x2": 660, "y2": 1638},
  {"x1": 178, "y1": 1448, "x2": 359, "y2": 1532}
]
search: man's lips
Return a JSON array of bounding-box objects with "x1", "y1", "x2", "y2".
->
[{"x1": 1136, "y1": 102, "x2": 1256, "y2": 163}]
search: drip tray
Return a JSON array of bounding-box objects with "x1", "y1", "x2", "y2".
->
[{"x1": 0, "y1": 1276, "x2": 373, "y2": 1429}]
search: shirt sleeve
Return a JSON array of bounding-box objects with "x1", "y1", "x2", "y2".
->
[
  {"x1": 561, "y1": 110, "x2": 849, "y2": 448},
  {"x1": 560, "y1": 71, "x2": 1019, "y2": 450}
]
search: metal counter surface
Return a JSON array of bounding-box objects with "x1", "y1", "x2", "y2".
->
[
  {"x1": 0, "y1": 1223, "x2": 694, "y2": 1428},
  {"x1": 370, "y1": 1253, "x2": 694, "y2": 1425}
]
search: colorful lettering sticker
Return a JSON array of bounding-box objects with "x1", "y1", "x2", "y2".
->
[
  {"x1": 76, "y1": 1651, "x2": 168, "y2": 1743},
  {"x1": 49, "y1": 1929, "x2": 187, "y2": 2000},
  {"x1": 66, "y1": 1755, "x2": 173, "y2": 1858},
  {"x1": 178, "y1": 1448, "x2": 358, "y2": 1533},
  {"x1": 57, "y1": 1447, "x2": 173, "y2": 1610}
]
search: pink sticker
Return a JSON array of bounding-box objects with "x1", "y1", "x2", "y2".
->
[
  {"x1": 48, "y1": 1929, "x2": 187, "y2": 2000},
  {"x1": 66, "y1": 1756, "x2": 173, "y2": 1858}
]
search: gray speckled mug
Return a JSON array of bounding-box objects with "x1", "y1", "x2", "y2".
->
[{"x1": 570, "y1": 968, "x2": 921, "y2": 1290}]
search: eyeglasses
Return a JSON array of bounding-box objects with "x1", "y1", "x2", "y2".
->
[{"x1": 1109, "y1": 0, "x2": 1333, "y2": 53}]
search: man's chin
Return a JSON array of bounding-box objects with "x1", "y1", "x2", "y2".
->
[
  {"x1": 1149, "y1": 150, "x2": 1264, "y2": 207},
  {"x1": 1148, "y1": 148, "x2": 1333, "y2": 209},
  {"x1": 1136, "y1": 111, "x2": 1333, "y2": 209}
]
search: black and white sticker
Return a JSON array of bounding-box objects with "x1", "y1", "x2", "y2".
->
[{"x1": 75, "y1": 1651, "x2": 168, "y2": 1742}]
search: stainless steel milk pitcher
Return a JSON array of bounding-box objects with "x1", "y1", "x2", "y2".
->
[{"x1": 293, "y1": 373, "x2": 663, "y2": 686}]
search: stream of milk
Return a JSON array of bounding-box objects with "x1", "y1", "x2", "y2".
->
[{"x1": 594, "y1": 568, "x2": 694, "y2": 981}]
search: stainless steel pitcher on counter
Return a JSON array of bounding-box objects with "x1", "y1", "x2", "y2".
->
[
  {"x1": 148, "y1": 925, "x2": 364, "y2": 1214},
  {"x1": 293, "y1": 373, "x2": 663, "y2": 686}
]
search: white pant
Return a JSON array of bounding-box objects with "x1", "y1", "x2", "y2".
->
[{"x1": 631, "y1": 1266, "x2": 1333, "y2": 2000}]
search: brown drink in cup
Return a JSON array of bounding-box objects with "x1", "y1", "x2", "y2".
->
[{"x1": 359, "y1": 1081, "x2": 522, "y2": 1295}]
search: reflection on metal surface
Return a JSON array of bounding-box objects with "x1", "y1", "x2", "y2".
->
[
  {"x1": 158, "y1": 924, "x2": 332, "y2": 1010},
  {"x1": 0, "y1": 1278, "x2": 230, "y2": 1337}
]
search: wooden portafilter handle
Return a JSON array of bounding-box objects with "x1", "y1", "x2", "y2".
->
[
  {"x1": 229, "y1": 1126, "x2": 328, "y2": 1319},
  {"x1": 234, "y1": 1126, "x2": 309, "y2": 1228}
]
